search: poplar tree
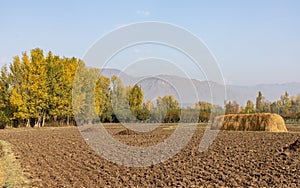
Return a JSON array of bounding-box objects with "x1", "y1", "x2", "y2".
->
[
  {"x1": 0, "y1": 66, "x2": 11, "y2": 128},
  {"x1": 129, "y1": 84, "x2": 144, "y2": 117},
  {"x1": 9, "y1": 55, "x2": 30, "y2": 126},
  {"x1": 28, "y1": 48, "x2": 48, "y2": 127},
  {"x1": 280, "y1": 91, "x2": 291, "y2": 116},
  {"x1": 256, "y1": 91, "x2": 264, "y2": 113},
  {"x1": 46, "y1": 52, "x2": 64, "y2": 124},
  {"x1": 110, "y1": 76, "x2": 131, "y2": 122},
  {"x1": 95, "y1": 74, "x2": 111, "y2": 119},
  {"x1": 245, "y1": 100, "x2": 255, "y2": 114}
]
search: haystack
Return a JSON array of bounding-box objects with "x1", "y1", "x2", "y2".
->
[{"x1": 212, "y1": 113, "x2": 287, "y2": 132}]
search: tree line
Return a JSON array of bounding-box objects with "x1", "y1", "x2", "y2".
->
[
  {"x1": 224, "y1": 91, "x2": 300, "y2": 122},
  {"x1": 0, "y1": 48, "x2": 218, "y2": 128},
  {"x1": 0, "y1": 48, "x2": 299, "y2": 128}
]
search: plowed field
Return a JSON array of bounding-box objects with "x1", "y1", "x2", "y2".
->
[{"x1": 0, "y1": 124, "x2": 299, "y2": 187}]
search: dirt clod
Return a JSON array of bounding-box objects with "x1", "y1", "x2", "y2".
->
[
  {"x1": 116, "y1": 129, "x2": 139, "y2": 135},
  {"x1": 286, "y1": 138, "x2": 300, "y2": 152}
]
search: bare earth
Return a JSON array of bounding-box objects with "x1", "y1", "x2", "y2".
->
[{"x1": 0, "y1": 124, "x2": 299, "y2": 187}]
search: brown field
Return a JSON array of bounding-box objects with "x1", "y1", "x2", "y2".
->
[{"x1": 0, "y1": 124, "x2": 300, "y2": 187}]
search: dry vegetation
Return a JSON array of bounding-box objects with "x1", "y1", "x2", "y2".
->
[
  {"x1": 212, "y1": 113, "x2": 288, "y2": 132},
  {"x1": 0, "y1": 140, "x2": 28, "y2": 187},
  {"x1": 0, "y1": 143, "x2": 4, "y2": 185}
]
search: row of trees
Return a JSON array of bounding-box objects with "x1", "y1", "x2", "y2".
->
[
  {"x1": 225, "y1": 91, "x2": 300, "y2": 121},
  {"x1": 0, "y1": 49, "x2": 80, "y2": 128},
  {"x1": 0, "y1": 48, "x2": 218, "y2": 128},
  {"x1": 0, "y1": 48, "x2": 299, "y2": 128}
]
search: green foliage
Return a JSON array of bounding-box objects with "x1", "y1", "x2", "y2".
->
[
  {"x1": 281, "y1": 92, "x2": 292, "y2": 116},
  {"x1": 244, "y1": 100, "x2": 255, "y2": 114},
  {"x1": 135, "y1": 108, "x2": 151, "y2": 121},
  {"x1": 110, "y1": 76, "x2": 131, "y2": 122},
  {"x1": 256, "y1": 91, "x2": 264, "y2": 113},
  {"x1": 9, "y1": 54, "x2": 30, "y2": 126},
  {"x1": 0, "y1": 66, "x2": 11, "y2": 128},
  {"x1": 154, "y1": 95, "x2": 181, "y2": 123},
  {"x1": 255, "y1": 91, "x2": 271, "y2": 113},
  {"x1": 164, "y1": 108, "x2": 181, "y2": 123},
  {"x1": 196, "y1": 101, "x2": 212, "y2": 122},
  {"x1": 95, "y1": 74, "x2": 111, "y2": 118},
  {"x1": 129, "y1": 84, "x2": 144, "y2": 116}
]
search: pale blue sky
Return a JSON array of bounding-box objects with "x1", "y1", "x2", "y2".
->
[{"x1": 0, "y1": 0, "x2": 299, "y2": 85}]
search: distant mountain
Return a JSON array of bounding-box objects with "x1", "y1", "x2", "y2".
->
[
  {"x1": 100, "y1": 68, "x2": 300, "y2": 106},
  {"x1": 100, "y1": 68, "x2": 135, "y2": 85}
]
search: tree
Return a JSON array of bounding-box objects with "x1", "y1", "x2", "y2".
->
[
  {"x1": 28, "y1": 48, "x2": 49, "y2": 127},
  {"x1": 9, "y1": 54, "x2": 30, "y2": 127},
  {"x1": 195, "y1": 101, "x2": 212, "y2": 122},
  {"x1": 270, "y1": 102, "x2": 278, "y2": 114},
  {"x1": 129, "y1": 84, "x2": 144, "y2": 117},
  {"x1": 0, "y1": 66, "x2": 11, "y2": 128},
  {"x1": 157, "y1": 95, "x2": 180, "y2": 123},
  {"x1": 280, "y1": 91, "x2": 291, "y2": 116},
  {"x1": 262, "y1": 101, "x2": 271, "y2": 113},
  {"x1": 245, "y1": 100, "x2": 255, "y2": 114},
  {"x1": 161, "y1": 95, "x2": 179, "y2": 110},
  {"x1": 239, "y1": 106, "x2": 245, "y2": 114},
  {"x1": 256, "y1": 91, "x2": 264, "y2": 113},
  {"x1": 225, "y1": 100, "x2": 239, "y2": 114},
  {"x1": 95, "y1": 73, "x2": 111, "y2": 121},
  {"x1": 74, "y1": 67, "x2": 110, "y2": 124},
  {"x1": 46, "y1": 52, "x2": 64, "y2": 125},
  {"x1": 289, "y1": 95, "x2": 300, "y2": 120},
  {"x1": 71, "y1": 61, "x2": 87, "y2": 125},
  {"x1": 144, "y1": 99, "x2": 153, "y2": 111},
  {"x1": 255, "y1": 91, "x2": 271, "y2": 113},
  {"x1": 63, "y1": 58, "x2": 81, "y2": 125},
  {"x1": 110, "y1": 76, "x2": 131, "y2": 122},
  {"x1": 232, "y1": 101, "x2": 240, "y2": 113},
  {"x1": 164, "y1": 108, "x2": 181, "y2": 123},
  {"x1": 136, "y1": 108, "x2": 151, "y2": 121}
]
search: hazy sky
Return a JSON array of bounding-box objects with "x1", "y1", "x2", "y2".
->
[{"x1": 0, "y1": 0, "x2": 299, "y2": 85}]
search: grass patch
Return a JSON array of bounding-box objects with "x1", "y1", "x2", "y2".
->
[{"x1": 0, "y1": 140, "x2": 28, "y2": 188}]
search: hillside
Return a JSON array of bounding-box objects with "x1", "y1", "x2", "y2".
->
[{"x1": 101, "y1": 68, "x2": 300, "y2": 105}]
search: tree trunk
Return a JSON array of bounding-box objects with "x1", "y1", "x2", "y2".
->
[
  {"x1": 67, "y1": 115, "x2": 70, "y2": 126},
  {"x1": 54, "y1": 116, "x2": 57, "y2": 125},
  {"x1": 34, "y1": 117, "x2": 41, "y2": 128},
  {"x1": 34, "y1": 119, "x2": 39, "y2": 127},
  {"x1": 26, "y1": 119, "x2": 30, "y2": 127},
  {"x1": 41, "y1": 113, "x2": 46, "y2": 127}
]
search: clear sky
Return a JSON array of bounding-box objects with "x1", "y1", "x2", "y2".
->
[{"x1": 0, "y1": 0, "x2": 299, "y2": 85}]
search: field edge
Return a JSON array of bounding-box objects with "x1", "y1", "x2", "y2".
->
[{"x1": 0, "y1": 140, "x2": 28, "y2": 188}]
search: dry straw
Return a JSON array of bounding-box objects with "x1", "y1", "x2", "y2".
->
[
  {"x1": 212, "y1": 113, "x2": 287, "y2": 132},
  {"x1": 0, "y1": 140, "x2": 28, "y2": 187}
]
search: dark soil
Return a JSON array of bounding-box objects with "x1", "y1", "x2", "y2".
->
[
  {"x1": 0, "y1": 125, "x2": 299, "y2": 187},
  {"x1": 115, "y1": 129, "x2": 139, "y2": 136},
  {"x1": 286, "y1": 138, "x2": 300, "y2": 152}
]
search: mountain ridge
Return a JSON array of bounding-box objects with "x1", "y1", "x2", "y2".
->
[{"x1": 100, "y1": 68, "x2": 300, "y2": 105}]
